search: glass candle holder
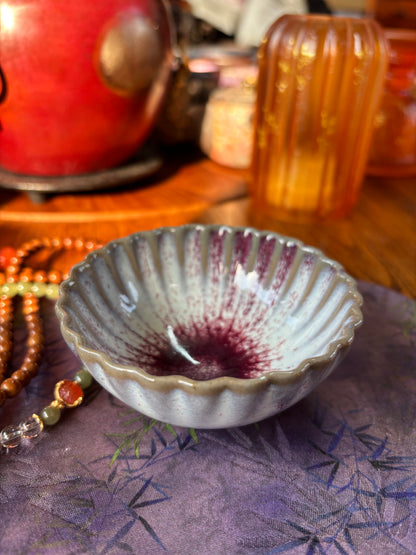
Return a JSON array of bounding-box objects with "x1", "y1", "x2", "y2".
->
[
  {"x1": 200, "y1": 85, "x2": 256, "y2": 169},
  {"x1": 367, "y1": 29, "x2": 416, "y2": 177},
  {"x1": 250, "y1": 15, "x2": 388, "y2": 223}
]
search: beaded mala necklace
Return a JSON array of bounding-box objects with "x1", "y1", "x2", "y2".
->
[{"x1": 0, "y1": 237, "x2": 102, "y2": 450}]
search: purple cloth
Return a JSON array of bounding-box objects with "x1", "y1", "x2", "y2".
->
[{"x1": 0, "y1": 281, "x2": 415, "y2": 554}]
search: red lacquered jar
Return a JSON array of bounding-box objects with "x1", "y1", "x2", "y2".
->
[
  {"x1": 367, "y1": 29, "x2": 416, "y2": 177},
  {"x1": 0, "y1": 0, "x2": 174, "y2": 176}
]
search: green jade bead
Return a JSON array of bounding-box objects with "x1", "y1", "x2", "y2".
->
[
  {"x1": 73, "y1": 369, "x2": 93, "y2": 390},
  {"x1": 40, "y1": 405, "x2": 61, "y2": 426},
  {"x1": 16, "y1": 282, "x2": 31, "y2": 295},
  {"x1": 31, "y1": 283, "x2": 48, "y2": 298},
  {"x1": 0, "y1": 281, "x2": 60, "y2": 299},
  {"x1": 1, "y1": 283, "x2": 19, "y2": 296},
  {"x1": 45, "y1": 285, "x2": 60, "y2": 300}
]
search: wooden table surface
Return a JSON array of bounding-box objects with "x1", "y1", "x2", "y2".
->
[{"x1": 0, "y1": 147, "x2": 415, "y2": 299}]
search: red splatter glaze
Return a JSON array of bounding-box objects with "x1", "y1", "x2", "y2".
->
[{"x1": 141, "y1": 322, "x2": 275, "y2": 380}]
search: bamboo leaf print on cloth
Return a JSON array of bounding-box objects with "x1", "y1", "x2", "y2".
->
[{"x1": 0, "y1": 282, "x2": 415, "y2": 555}]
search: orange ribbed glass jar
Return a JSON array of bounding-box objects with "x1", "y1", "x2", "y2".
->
[
  {"x1": 367, "y1": 29, "x2": 416, "y2": 177},
  {"x1": 250, "y1": 15, "x2": 388, "y2": 223}
]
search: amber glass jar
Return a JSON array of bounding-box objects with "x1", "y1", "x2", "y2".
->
[
  {"x1": 250, "y1": 15, "x2": 388, "y2": 223},
  {"x1": 367, "y1": 29, "x2": 416, "y2": 177}
]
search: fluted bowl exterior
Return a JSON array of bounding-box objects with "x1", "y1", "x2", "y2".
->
[{"x1": 55, "y1": 225, "x2": 363, "y2": 428}]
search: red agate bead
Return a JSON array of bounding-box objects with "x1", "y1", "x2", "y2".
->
[{"x1": 54, "y1": 380, "x2": 84, "y2": 408}]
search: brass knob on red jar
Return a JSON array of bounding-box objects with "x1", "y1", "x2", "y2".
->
[{"x1": 98, "y1": 15, "x2": 166, "y2": 95}]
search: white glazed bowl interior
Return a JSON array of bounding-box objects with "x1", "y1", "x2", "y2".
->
[{"x1": 56, "y1": 225, "x2": 363, "y2": 428}]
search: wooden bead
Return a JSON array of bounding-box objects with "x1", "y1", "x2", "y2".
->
[
  {"x1": 26, "y1": 345, "x2": 42, "y2": 360},
  {"x1": 0, "y1": 314, "x2": 12, "y2": 327},
  {"x1": 1, "y1": 377, "x2": 22, "y2": 398},
  {"x1": 6, "y1": 264, "x2": 19, "y2": 275},
  {"x1": 27, "y1": 335, "x2": 42, "y2": 348},
  {"x1": 23, "y1": 294, "x2": 37, "y2": 307},
  {"x1": 20, "y1": 363, "x2": 39, "y2": 377},
  {"x1": 74, "y1": 238, "x2": 85, "y2": 250},
  {"x1": 24, "y1": 313, "x2": 38, "y2": 324},
  {"x1": 23, "y1": 305, "x2": 38, "y2": 317},
  {"x1": 28, "y1": 238, "x2": 42, "y2": 250},
  {"x1": 51, "y1": 238, "x2": 62, "y2": 248},
  {"x1": 41, "y1": 237, "x2": 52, "y2": 248},
  {"x1": 11, "y1": 369, "x2": 32, "y2": 387},
  {"x1": 19, "y1": 268, "x2": 34, "y2": 282},
  {"x1": 47, "y1": 270, "x2": 62, "y2": 284},
  {"x1": 0, "y1": 337, "x2": 12, "y2": 352},
  {"x1": 34, "y1": 271, "x2": 47, "y2": 283}
]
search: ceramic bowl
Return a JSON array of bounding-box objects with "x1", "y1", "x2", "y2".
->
[{"x1": 55, "y1": 225, "x2": 363, "y2": 429}]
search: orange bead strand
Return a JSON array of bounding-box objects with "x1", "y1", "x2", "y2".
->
[{"x1": 0, "y1": 237, "x2": 102, "y2": 407}]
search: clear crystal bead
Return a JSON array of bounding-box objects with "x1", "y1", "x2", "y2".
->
[
  {"x1": 19, "y1": 415, "x2": 43, "y2": 439},
  {"x1": 1, "y1": 425, "x2": 22, "y2": 449}
]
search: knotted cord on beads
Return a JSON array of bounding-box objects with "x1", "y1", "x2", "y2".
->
[{"x1": 0, "y1": 237, "x2": 103, "y2": 451}]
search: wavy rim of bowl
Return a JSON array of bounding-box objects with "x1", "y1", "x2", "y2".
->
[{"x1": 55, "y1": 224, "x2": 363, "y2": 396}]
